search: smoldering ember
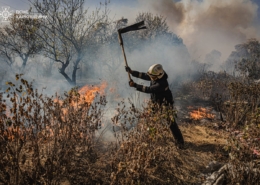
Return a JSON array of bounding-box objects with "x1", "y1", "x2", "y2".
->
[{"x1": 0, "y1": 0, "x2": 259, "y2": 184}]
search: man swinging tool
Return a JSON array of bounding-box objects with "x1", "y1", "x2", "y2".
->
[
  {"x1": 125, "y1": 64, "x2": 185, "y2": 149},
  {"x1": 117, "y1": 21, "x2": 184, "y2": 148}
]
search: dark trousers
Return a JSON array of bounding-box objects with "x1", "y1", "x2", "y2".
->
[
  {"x1": 151, "y1": 102, "x2": 184, "y2": 145},
  {"x1": 170, "y1": 120, "x2": 184, "y2": 145}
]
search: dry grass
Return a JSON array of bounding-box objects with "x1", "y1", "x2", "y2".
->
[
  {"x1": 181, "y1": 70, "x2": 260, "y2": 184},
  {"x1": 0, "y1": 72, "x2": 260, "y2": 184}
]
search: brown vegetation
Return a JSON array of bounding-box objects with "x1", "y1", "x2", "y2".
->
[
  {"x1": 1, "y1": 70, "x2": 259, "y2": 185},
  {"x1": 185, "y1": 68, "x2": 260, "y2": 185}
]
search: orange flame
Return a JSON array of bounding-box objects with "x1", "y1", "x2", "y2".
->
[
  {"x1": 78, "y1": 82, "x2": 107, "y2": 103},
  {"x1": 189, "y1": 107, "x2": 215, "y2": 120},
  {"x1": 54, "y1": 82, "x2": 107, "y2": 107}
]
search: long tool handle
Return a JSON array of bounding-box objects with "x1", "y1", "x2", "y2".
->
[{"x1": 118, "y1": 32, "x2": 131, "y2": 81}]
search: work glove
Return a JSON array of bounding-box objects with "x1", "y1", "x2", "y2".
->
[
  {"x1": 129, "y1": 80, "x2": 137, "y2": 87},
  {"x1": 125, "y1": 66, "x2": 133, "y2": 74}
]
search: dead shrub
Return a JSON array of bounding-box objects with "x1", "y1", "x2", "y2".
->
[
  {"x1": 109, "y1": 101, "x2": 199, "y2": 184},
  {"x1": 0, "y1": 74, "x2": 107, "y2": 184},
  {"x1": 177, "y1": 69, "x2": 260, "y2": 184}
]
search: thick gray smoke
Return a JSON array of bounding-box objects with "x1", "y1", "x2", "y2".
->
[
  {"x1": 136, "y1": 0, "x2": 259, "y2": 63},
  {"x1": 3, "y1": 0, "x2": 258, "y2": 105},
  {"x1": 91, "y1": 34, "x2": 190, "y2": 108}
]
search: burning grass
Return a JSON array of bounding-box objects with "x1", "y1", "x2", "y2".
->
[
  {"x1": 0, "y1": 72, "x2": 260, "y2": 184},
  {"x1": 177, "y1": 70, "x2": 260, "y2": 184},
  {"x1": 78, "y1": 82, "x2": 107, "y2": 103},
  {"x1": 188, "y1": 107, "x2": 215, "y2": 120},
  {"x1": 0, "y1": 76, "x2": 108, "y2": 184}
]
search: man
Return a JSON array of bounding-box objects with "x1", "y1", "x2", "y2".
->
[{"x1": 125, "y1": 64, "x2": 185, "y2": 149}]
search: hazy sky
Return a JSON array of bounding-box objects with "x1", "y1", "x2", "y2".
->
[
  {"x1": 0, "y1": 0, "x2": 260, "y2": 19},
  {"x1": 1, "y1": 0, "x2": 256, "y2": 18}
]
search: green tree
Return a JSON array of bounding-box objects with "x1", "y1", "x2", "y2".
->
[
  {"x1": 225, "y1": 38, "x2": 260, "y2": 79},
  {"x1": 135, "y1": 12, "x2": 168, "y2": 39},
  {"x1": 120, "y1": 12, "x2": 183, "y2": 52}
]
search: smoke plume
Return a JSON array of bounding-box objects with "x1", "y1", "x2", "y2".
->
[{"x1": 137, "y1": 0, "x2": 259, "y2": 62}]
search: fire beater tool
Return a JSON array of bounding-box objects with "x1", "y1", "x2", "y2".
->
[{"x1": 117, "y1": 21, "x2": 146, "y2": 81}]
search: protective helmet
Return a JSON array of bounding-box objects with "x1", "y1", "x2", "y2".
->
[{"x1": 147, "y1": 64, "x2": 165, "y2": 79}]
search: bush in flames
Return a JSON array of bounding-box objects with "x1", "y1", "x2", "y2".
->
[{"x1": 0, "y1": 73, "x2": 259, "y2": 184}]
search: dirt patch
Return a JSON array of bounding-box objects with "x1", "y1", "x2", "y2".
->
[
  {"x1": 173, "y1": 124, "x2": 229, "y2": 183},
  {"x1": 183, "y1": 125, "x2": 226, "y2": 145}
]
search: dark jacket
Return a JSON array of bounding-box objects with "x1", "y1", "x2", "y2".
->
[{"x1": 131, "y1": 70, "x2": 174, "y2": 106}]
